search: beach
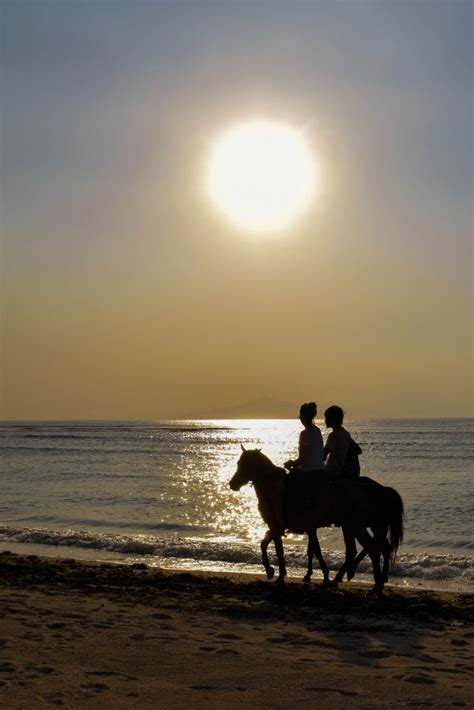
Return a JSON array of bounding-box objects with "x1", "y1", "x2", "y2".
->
[{"x1": 0, "y1": 552, "x2": 472, "y2": 709}]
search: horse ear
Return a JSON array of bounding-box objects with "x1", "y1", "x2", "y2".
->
[
  {"x1": 241, "y1": 444, "x2": 246, "y2": 452},
  {"x1": 257, "y1": 448, "x2": 262, "y2": 452}
]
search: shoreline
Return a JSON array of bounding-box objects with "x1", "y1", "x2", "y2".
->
[
  {"x1": 1, "y1": 551, "x2": 473, "y2": 708},
  {"x1": 0, "y1": 537, "x2": 472, "y2": 595}
]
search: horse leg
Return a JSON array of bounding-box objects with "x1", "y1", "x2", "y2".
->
[
  {"x1": 260, "y1": 530, "x2": 275, "y2": 580},
  {"x1": 342, "y1": 526, "x2": 358, "y2": 581},
  {"x1": 331, "y1": 547, "x2": 368, "y2": 587},
  {"x1": 355, "y1": 528, "x2": 384, "y2": 597},
  {"x1": 306, "y1": 531, "x2": 330, "y2": 585},
  {"x1": 381, "y1": 522, "x2": 391, "y2": 583},
  {"x1": 371, "y1": 523, "x2": 391, "y2": 584},
  {"x1": 303, "y1": 534, "x2": 314, "y2": 583},
  {"x1": 381, "y1": 538, "x2": 391, "y2": 583},
  {"x1": 273, "y1": 534, "x2": 287, "y2": 583}
]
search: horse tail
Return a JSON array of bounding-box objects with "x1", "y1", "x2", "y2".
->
[{"x1": 384, "y1": 487, "x2": 404, "y2": 567}]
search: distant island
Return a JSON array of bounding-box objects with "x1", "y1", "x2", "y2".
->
[{"x1": 202, "y1": 396, "x2": 297, "y2": 419}]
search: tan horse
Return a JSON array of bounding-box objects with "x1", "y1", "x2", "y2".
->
[{"x1": 229, "y1": 447, "x2": 404, "y2": 596}]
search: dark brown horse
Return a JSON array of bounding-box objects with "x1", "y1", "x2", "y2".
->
[{"x1": 229, "y1": 447, "x2": 404, "y2": 595}]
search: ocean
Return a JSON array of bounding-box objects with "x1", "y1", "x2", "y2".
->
[{"x1": 0, "y1": 419, "x2": 472, "y2": 591}]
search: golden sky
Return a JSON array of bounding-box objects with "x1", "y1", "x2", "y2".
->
[{"x1": 2, "y1": 1, "x2": 472, "y2": 419}]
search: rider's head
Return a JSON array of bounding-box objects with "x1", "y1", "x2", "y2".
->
[
  {"x1": 324, "y1": 405, "x2": 344, "y2": 428},
  {"x1": 299, "y1": 402, "x2": 317, "y2": 426}
]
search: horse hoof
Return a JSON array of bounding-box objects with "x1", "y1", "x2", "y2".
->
[
  {"x1": 373, "y1": 584, "x2": 384, "y2": 598},
  {"x1": 327, "y1": 579, "x2": 339, "y2": 589},
  {"x1": 276, "y1": 575, "x2": 286, "y2": 585},
  {"x1": 322, "y1": 576, "x2": 330, "y2": 588},
  {"x1": 266, "y1": 566, "x2": 275, "y2": 580},
  {"x1": 347, "y1": 570, "x2": 355, "y2": 582},
  {"x1": 303, "y1": 574, "x2": 312, "y2": 583}
]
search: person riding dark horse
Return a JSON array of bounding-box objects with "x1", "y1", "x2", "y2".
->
[
  {"x1": 323, "y1": 405, "x2": 362, "y2": 480},
  {"x1": 284, "y1": 402, "x2": 327, "y2": 510}
]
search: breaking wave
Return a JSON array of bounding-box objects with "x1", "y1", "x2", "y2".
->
[{"x1": 0, "y1": 524, "x2": 472, "y2": 585}]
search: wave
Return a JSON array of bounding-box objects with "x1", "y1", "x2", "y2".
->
[
  {"x1": 16, "y1": 427, "x2": 233, "y2": 439},
  {"x1": 0, "y1": 525, "x2": 472, "y2": 583}
]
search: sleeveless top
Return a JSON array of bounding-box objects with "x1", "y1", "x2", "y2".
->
[{"x1": 298, "y1": 425, "x2": 325, "y2": 471}]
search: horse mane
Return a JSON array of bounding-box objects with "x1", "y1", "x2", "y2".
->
[{"x1": 246, "y1": 449, "x2": 286, "y2": 481}]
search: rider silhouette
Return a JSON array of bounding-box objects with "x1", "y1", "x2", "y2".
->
[
  {"x1": 323, "y1": 405, "x2": 362, "y2": 479},
  {"x1": 284, "y1": 402, "x2": 326, "y2": 509}
]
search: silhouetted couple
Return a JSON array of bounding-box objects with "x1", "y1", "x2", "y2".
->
[{"x1": 284, "y1": 402, "x2": 362, "y2": 510}]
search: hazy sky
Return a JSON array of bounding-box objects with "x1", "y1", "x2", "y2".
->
[{"x1": 2, "y1": 0, "x2": 473, "y2": 419}]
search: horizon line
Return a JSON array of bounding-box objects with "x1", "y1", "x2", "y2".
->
[{"x1": 1, "y1": 416, "x2": 473, "y2": 423}]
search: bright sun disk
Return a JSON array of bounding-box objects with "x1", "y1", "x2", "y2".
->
[{"x1": 207, "y1": 120, "x2": 317, "y2": 233}]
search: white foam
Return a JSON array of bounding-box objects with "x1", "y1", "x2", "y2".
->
[{"x1": 0, "y1": 524, "x2": 472, "y2": 589}]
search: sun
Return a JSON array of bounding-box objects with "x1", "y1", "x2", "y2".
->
[{"x1": 207, "y1": 120, "x2": 317, "y2": 233}]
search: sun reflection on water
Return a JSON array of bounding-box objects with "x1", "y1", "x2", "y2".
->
[{"x1": 192, "y1": 418, "x2": 303, "y2": 543}]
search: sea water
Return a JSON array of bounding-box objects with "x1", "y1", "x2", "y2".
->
[{"x1": 0, "y1": 419, "x2": 472, "y2": 591}]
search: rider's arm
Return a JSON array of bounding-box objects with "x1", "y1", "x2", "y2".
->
[
  {"x1": 285, "y1": 431, "x2": 304, "y2": 469},
  {"x1": 325, "y1": 431, "x2": 348, "y2": 477},
  {"x1": 323, "y1": 432, "x2": 333, "y2": 461}
]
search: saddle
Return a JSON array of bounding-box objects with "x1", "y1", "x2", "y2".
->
[{"x1": 284, "y1": 469, "x2": 328, "y2": 513}]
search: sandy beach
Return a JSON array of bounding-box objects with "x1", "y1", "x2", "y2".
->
[{"x1": 0, "y1": 551, "x2": 472, "y2": 709}]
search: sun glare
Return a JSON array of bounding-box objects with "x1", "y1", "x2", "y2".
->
[{"x1": 207, "y1": 120, "x2": 317, "y2": 233}]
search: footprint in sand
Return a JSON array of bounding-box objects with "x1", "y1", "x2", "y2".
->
[
  {"x1": 215, "y1": 633, "x2": 241, "y2": 640},
  {"x1": 86, "y1": 671, "x2": 138, "y2": 681},
  {"x1": 414, "y1": 653, "x2": 441, "y2": 664},
  {"x1": 26, "y1": 665, "x2": 56, "y2": 675},
  {"x1": 406, "y1": 702, "x2": 434, "y2": 707},
  {"x1": 267, "y1": 633, "x2": 305, "y2": 644},
  {"x1": 404, "y1": 674, "x2": 436, "y2": 685},
  {"x1": 47, "y1": 622, "x2": 68, "y2": 630},
  {"x1": 199, "y1": 646, "x2": 216, "y2": 652},
  {"x1": 215, "y1": 649, "x2": 240, "y2": 655},
  {"x1": 455, "y1": 663, "x2": 474, "y2": 671},
  {"x1": 358, "y1": 650, "x2": 392, "y2": 659},
  {"x1": 80, "y1": 682, "x2": 109, "y2": 692},
  {"x1": 0, "y1": 662, "x2": 16, "y2": 674},
  {"x1": 307, "y1": 687, "x2": 359, "y2": 697},
  {"x1": 190, "y1": 685, "x2": 217, "y2": 691}
]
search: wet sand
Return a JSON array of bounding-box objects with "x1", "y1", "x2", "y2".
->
[{"x1": 0, "y1": 551, "x2": 472, "y2": 709}]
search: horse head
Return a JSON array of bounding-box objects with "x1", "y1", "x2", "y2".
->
[{"x1": 229, "y1": 444, "x2": 265, "y2": 491}]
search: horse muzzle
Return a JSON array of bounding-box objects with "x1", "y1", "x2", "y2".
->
[{"x1": 229, "y1": 473, "x2": 244, "y2": 491}]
